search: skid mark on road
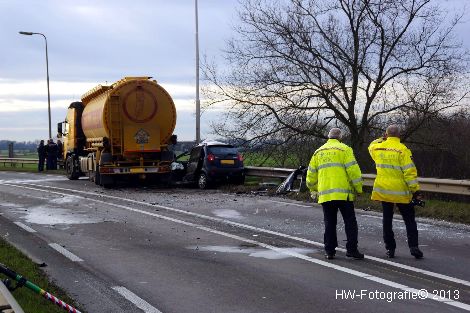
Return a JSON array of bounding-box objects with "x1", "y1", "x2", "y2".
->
[{"x1": 4, "y1": 183, "x2": 470, "y2": 311}]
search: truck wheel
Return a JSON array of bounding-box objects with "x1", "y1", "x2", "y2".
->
[
  {"x1": 66, "y1": 156, "x2": 79, "y2": 180},
  {"x1": 198, "y1": 173, "x2": 209, "y2": 189}
]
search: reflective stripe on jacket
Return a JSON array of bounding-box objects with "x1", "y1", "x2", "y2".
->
[
  {"x1": 368, "y1": 137, "x2": 419, "y2": 204},
  {"x1": 306, "y1": 139, "x2": 363, "y2": 204}
]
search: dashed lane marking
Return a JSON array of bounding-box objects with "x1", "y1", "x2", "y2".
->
[
  {"x1": 14, "y1": 222, "x2": 36, "y2": 233},
  {"x1": 112, "y1": 286, "x2": 163, "y2": 313},
  {"x1": 48, "y1": 243, "x2": 83, "y2": 262}
]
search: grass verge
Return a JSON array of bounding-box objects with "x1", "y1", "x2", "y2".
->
[
  {"x1": 285, "y1": 191, "x2": 470, "y2": 225},
  {"x1": 0, "y1": 164, "x2": 65, "y2": 175},
  {"x1": 0, "y1": 163, "x2": 38, "y2": 172},
  {"x1": 0, "y1": 237, "x2": 84, "y2": 313},
  {"x1": 354, "y1": 192, "x2": 470, "y2": 224}
]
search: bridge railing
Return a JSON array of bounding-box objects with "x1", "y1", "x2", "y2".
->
[
  {"x1": 244, "y1": 166, "x2": 470, "y2": 196},
  {"x1": 0, "y1": 157, "x2": 39, "y2": 168}
]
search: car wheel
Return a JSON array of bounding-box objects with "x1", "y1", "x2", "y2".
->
[{"x1": 198, "y1": 173, "x2": 209, "y2": 189}]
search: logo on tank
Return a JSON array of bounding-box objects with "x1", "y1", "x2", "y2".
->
[
  {"x1": 134, "y1": 129, "x2": 150, "y2": 144},
  {"x1": 122, "y1": 86, "x2": 158, "y2": 123}
]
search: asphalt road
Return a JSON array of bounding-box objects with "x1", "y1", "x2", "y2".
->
[{"x1": 0, "y1": 171, "x2": 469, "y2": 313}]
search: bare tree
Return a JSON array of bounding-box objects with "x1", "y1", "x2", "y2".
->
[
  {"x1": 204, "y1": 0, "x2": 468, "y2": 165},
  {"x1": 404, "y1": 109, "x2": 470, "y2": 178}
]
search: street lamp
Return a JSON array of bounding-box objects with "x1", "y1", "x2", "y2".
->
[
  {"x1": 195, "y1": 0, "x2": 201, "y2": 144},
  {"x1": 19, "y1": 31, "x2": 52, "y2": 139}
]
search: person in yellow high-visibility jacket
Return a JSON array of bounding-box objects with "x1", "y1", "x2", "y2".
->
[
  {"x1": 306, "y1": 128, "x2": 364, "y2": 260},
  {"x1": 369, "y1": 124, "x2": 423, "y2": 259}
]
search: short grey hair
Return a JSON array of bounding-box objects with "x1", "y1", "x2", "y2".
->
[
  {"x1": 386, "y1": 125, "x2": 401, "y2": 137},
  {"x1": 328, "y1": 128, "x2": 342, "y2": 139}
]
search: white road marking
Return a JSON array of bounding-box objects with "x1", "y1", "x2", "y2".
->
[
  {"x1": 0, "y1": 177, "x2": 68, "y2": 184},
  {"x1": 5, "y1": 183, "x2": 470, "y2": 311},
  {"x1": 13, "y1": 222, "x2": 36, "y2": 233},
  {"x1": 112, "y1": 286, "x2": 162, "y2": 313},
  {"x1": 267, "y1": 199, "x2": 313, "y2": 208},
  {"x1": 359, "y1": 214, "x2": 383, "y2": 220},
  {"x1": 48, "y1": 243, "x2": 83, "y2": 262},
  {"x1": 21, "y1": 182, "x2": 469, "y2": 289}
]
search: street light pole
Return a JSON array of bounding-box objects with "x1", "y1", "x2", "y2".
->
[
  {"x1": 19, "y1": 31, "x2": 52, "y2": 139},
  {"x1": 195, "y1": 0, "x2": 201, "y2": 144}
]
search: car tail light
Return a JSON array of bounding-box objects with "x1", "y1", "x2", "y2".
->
[
  {"x1": 207, "y1": 154, "x2": 215, "y2": 163},
  {"x1": 237, "y1": 153, "x2": 243, "y2": 162}
]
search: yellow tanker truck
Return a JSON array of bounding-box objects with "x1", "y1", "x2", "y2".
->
[{"x1": 57, "y1": 77, "x2": 177, "y2": 187}]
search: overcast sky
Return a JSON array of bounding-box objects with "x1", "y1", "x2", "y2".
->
[
  {"x1": 0, "y1": 0, "x2": 468, "y2": 142},
  {"x1": 0, "y1": 0, "x2": 238, "y2": 142}
]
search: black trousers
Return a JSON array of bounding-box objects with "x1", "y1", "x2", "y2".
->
[
  {"x1": 38, "y1": 157, "x2": 45, "y2": 171},
  {"x1": 382, "y1": 202, "x2": 419, "y2": 250},
  {"x1": 322, "y1": 200, "x2": 358, "y2": 254}
]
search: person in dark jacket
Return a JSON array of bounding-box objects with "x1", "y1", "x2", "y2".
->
[
  {"x1": 57, "y1": 140, "x2": 63, "y2": 168},
  {"x1": 37, "y1": 140, "x2": 46, "y2": 171},
  {"x1": 45, "y1": 140, "x2": 50, "y2": 170},
  {"x1": 46, "y1": 139, "x2": 58, "y2": 170},
  {"x1": 57, "y1": 140, "x2": 63, "y2": 160}
]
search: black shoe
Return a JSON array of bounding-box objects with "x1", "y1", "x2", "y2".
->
[
  {"x1": 410, "y1": 247, "x2": 423, "y2": 259},
  {"x1": 346, "y1": 250, "x2": 364, "y2": 260},
  {"x1": 324, "y1": 252, "x2": 335, "y2": 260},
  {"x1": 386, "y1": 249, "x2": 395, "y2": 258}
]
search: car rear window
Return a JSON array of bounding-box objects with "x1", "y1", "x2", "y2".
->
[{"x1": 208, "y1": 146, "x2": 238, "y2": 155}]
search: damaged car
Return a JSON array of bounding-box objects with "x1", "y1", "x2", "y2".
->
[{"x1": 174, "y1": 141, "x2": 245, "y2": 189}]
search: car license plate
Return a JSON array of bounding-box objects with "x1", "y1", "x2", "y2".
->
[
  {"x1": 130, "y1": 168, "x2": 145, "y2": 173},
  {"x1": 220, "y1": 160, "x2": 235, "y2": 165}
]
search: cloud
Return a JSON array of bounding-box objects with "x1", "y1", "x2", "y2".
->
[
  {"x1": 0, "y1": 78, "x2": 225, "y2": 141},
  {"x1": 1, "y1": 0, "x2": 467, "y2": 142}
]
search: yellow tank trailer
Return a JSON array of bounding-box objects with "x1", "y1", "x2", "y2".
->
[{"x1": 58, "y1": 77, "x2": 177, "y2": 187}]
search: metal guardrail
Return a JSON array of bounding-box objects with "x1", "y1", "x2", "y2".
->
[
  {"x1": 245, "y1": 166, "x2": 470, "y2": 196},
  {"x1": 0, "y1": 158, "x2": 38, "y2": 168}
]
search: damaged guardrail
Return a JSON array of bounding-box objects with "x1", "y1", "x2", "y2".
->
[{"x1": 245, "y1": 166, "x2": 470, "y2": 196}]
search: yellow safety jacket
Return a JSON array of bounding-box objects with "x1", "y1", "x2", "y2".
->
[
  {"x1": 306, "y1": 139, "x2": 363, "y2": 204},
  {"x1": 368, "y1": 136, "x2": 419, "y2": 203}
]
